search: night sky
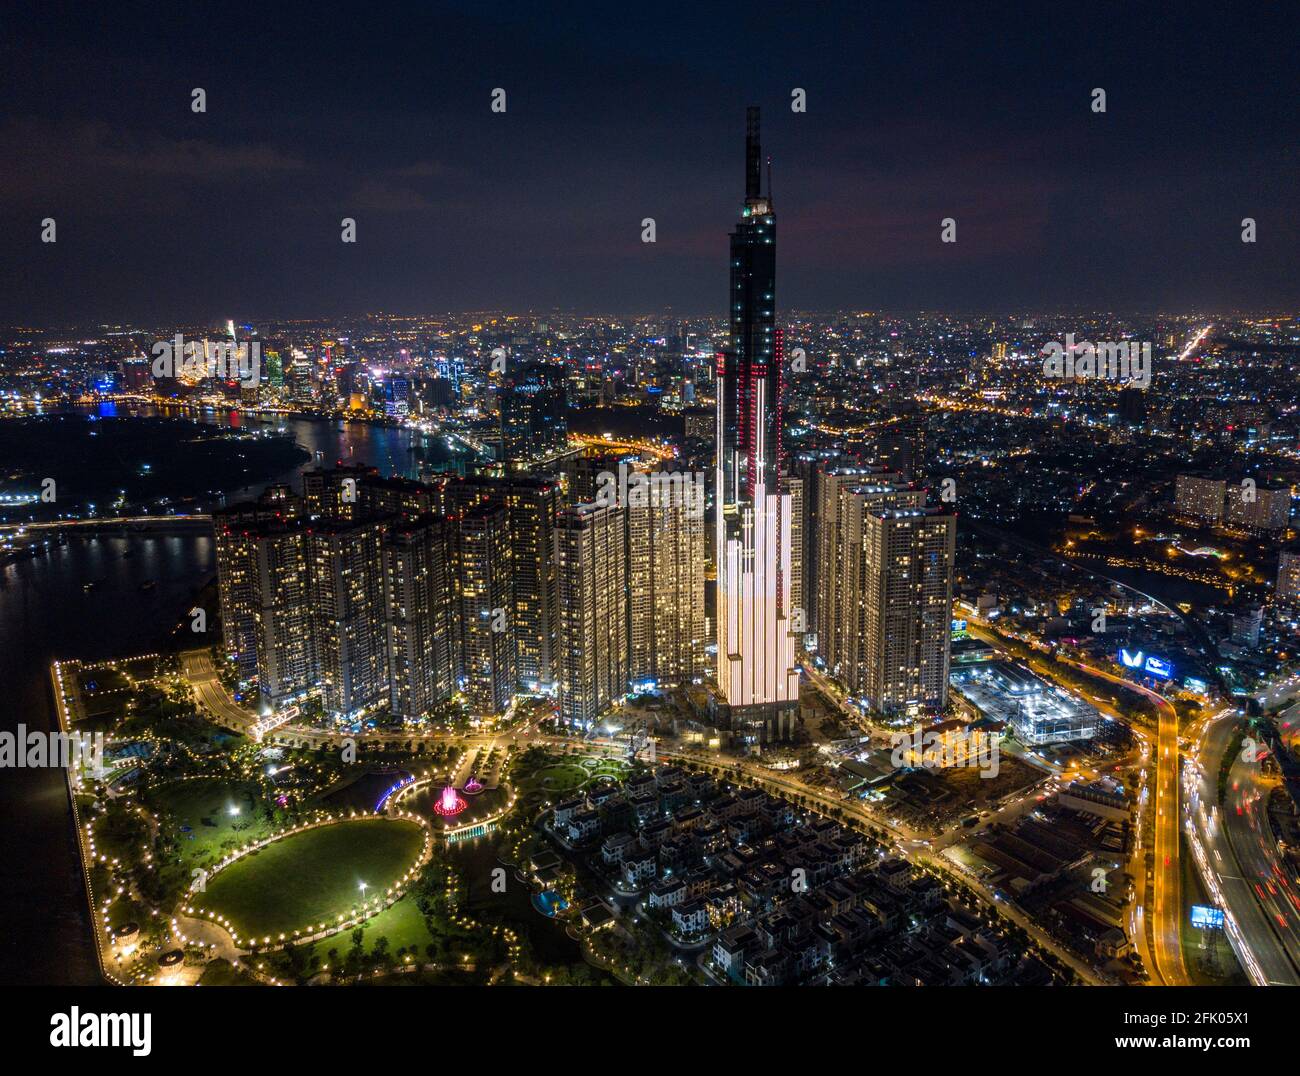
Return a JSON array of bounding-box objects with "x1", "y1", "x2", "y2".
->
[{"x1": 2, "y1": 0, "x2": 1297, "y2": 324}]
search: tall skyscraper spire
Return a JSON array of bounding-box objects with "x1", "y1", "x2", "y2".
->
[
  {"x1": 714, "y1": 106, "x2": 799, "y2": 750},
  {"x1": 745, "y1": 105, "x2": 762, "y2": 200}
]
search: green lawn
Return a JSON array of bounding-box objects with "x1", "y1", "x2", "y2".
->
[
  {"x1": 151, "y1": 777, "x2": 274, "y2": 870},
  {"x1": 191, "y1": 818, "x2": 425, "y2": 943},
  {"x1": 306, "y1": 894, "x2": 436, "y2": 966},
  {"x1": 531, "y1": 755, "x2": 629, "y2": 795}
]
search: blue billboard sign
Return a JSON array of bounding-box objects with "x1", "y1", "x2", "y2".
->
[
  {"x1": 1190, "y1": 905, "x2": 1224, "y2": 930},
  {"x1": 1143, "y1": 655, "x2": 1172, "y2": 679}
]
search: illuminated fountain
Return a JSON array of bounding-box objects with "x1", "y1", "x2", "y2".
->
[
  {"x1": 463, "y1": 775, "x2": 484, "y2": 795},
  {"x1": 433, "y1": 784, "x2": 467, "y2": 817}
]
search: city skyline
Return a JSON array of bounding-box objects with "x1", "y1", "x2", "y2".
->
[{"x1": 3, "y1": 5, "x2": 1300, "y2": 1033}]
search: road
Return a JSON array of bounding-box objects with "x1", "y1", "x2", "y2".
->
[
  {"x1": 1185, "y1": 711, "x2": 1300, "y2": 985},
  {"x1": 1222, "y1": 727, "x2": 1300, "y2": 975},
  {"x1": 181, "y1": 648, "x2": 258, "y2": 736},
  {"x1": 960, "y1": 617, "x2": 1186, "y2": 984},
  {"x1": 1059, "y1": 655, "x2": 1190, "y2": 986}
]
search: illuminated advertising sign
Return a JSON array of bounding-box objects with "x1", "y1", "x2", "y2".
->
[
  {"x1": 1190, "y1": 905, "x2": 1224, "y2": 930},
  {"x1": 1119, "y1": 649, "x2": 1173, "y2": 679},
  {"x1": 1143, "y1": 655, "x2": 1173, "y2": 679},
  {"x1": 951, "y1": 618, "x2": 968, "y2": 638}
]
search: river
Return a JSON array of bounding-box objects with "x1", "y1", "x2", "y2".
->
[{"x1": 0, "y1": 406, "x2": 477, "y2": 985}]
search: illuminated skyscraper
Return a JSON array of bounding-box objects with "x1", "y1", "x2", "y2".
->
[
  {"x1": 308, "y1": 518, "x2": 389, "y2": 718},
  {"x1": 556, "y1": 501, "x2": 627, "y2": 726},
  {"x1": 856, "y1": 505, "x2": 955, "y2": 715},
  {"x1": 383, "y1": 517, "x2": 455, "y2": 721},
  {"x1": 252, "y1": 526, "x2": 316, "y2": 710},
  {"x1": 714, "y1": 107, "x2": 800, "y2": 747},
  {"x1": 627, "y1": 463, "x2": 706, "y2": 689},
  {"x1": 213, "y1": 487, "x2": 305, "y2": 691},
  {"x1": 453, "y1": 503, "x2": 515, "y2": 715}
]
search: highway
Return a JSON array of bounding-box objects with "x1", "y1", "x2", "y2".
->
[
  {"x1": 1186, "y1": 711, "x2": 1300, "y2": 984},
  {"x1": 959, "y1": 616, "x2": 1188, "y2": 985},
  {"x1": 1063, "y1": 655, "x2": 1190, "y2": 985}
]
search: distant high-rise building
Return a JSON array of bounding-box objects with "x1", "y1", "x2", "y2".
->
[
  {"x1": 453, "y1": 503, "x2": 515, "y2": 715},
  {"x1": 121, "y1": 357, "x2": 151, "y2": 393},
  {"x1": 1117, "y1": 386, "x2": 1146, "y2": 426},
  {"x1": 500, "y1": 361, "x2": 568, "y2": 466},
  {"x1": 213, "y1": 487, "x2": 305, "y2": 688},
  {"x1": 854, "y1": 505, "x2": 956, "y2": 715},
  {"x1": 308, "y1": 518, "x2": 389, "y2": 718},
  {"x1": 627, "y1": 465, "x2": 705, "y2": 689},
  {"x1": 714, "y1": 106, "x2": 800, "y2": 747},
  {"x1": 876, "y1": 401, "x2": 926, "y2": 482},
  {"x1": 303, "y1": 464, "x2": 374, "y2": 522},
  {"x1": 825, "y1": 481, "x2": 929, "y2": 692},
  {"x1": 561, "y1": 452, "x2": 626, "y2": 506},
  {"x1": 813, "y1": 465, "x2": 903, "y2": 664},
  {"x1": 1278, "y1": 549, "x2": 1300, "y2": 605},
  {"x1": 1226, "y1": 483, "x2": 1292, "y2": 534},
  {"x1": 1174, "y1": 474, "x2": 1227, "y2": 523},
  {"x1": 383, "y1": 517, "x2": 455, "y2": 721},
  {"x1": 1231, "y1": 605, "x2": 1263, "y2": 647},
  {"x1": 556, "y1": 502, "x2": 628, "y2": 725}
]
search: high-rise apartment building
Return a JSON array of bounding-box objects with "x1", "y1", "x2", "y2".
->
[
  {"x1": 855, "y1": 506, "x2": 956, "y2": 715},
  {"x1": 781, "y1": 473, "x2": 805, "y2": 636},
  {"x1": 1174, "y1": 474, "x2": 1227, "y2": 523},
  {"x1": 827, "y1": 482, "x2": 929, "y2": 692},
  {"x1": 213, "y1": 486, "x2": 311, "y2": 702},
  {"x1": 812, "y1": 464, "x2": 903, "y2": 664},
  {"x1": 1226, "y1": 483, "x2": 1292, "y2": 534},
  {"x1": 446, "y1": 475, "x2": 561, "y2": 693},
  {"x1": 556, "y1": 501, "x2": 628, "y2": 725},
  {"x1": 383, "y1": 517, "x2": 455, "y2": 721},
  {"x1": 627, "y1": 465, "x2": 705, "y2": 689},
  {"x1": 1277, "y1": 548, "x2": 1300, "y2": 605},
  {"x1": 252, "y1": 525, "x2": 316, "y2": 710},
  {"x1": 499, "y1": 477, "x2": 561, "y2": 692},
  {"x1": 308, "y1": 518, "x2": 389, "y2": 718},
  {"x1": 453, "y1": 503, "x2": 516, "y2": 715}
]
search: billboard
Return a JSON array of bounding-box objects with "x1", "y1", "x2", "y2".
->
[
  {"x1": 1119, "y1": 649, "x2": 1173, "y2": 679},
  {"x1": 1190, "y1": 905, "x2": 1224, "y2": 930},
  {"x1": 1143, "y1": 655, "x2": 1173, "y2": 679}
]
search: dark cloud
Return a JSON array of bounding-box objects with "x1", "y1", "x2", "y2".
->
[{"x1": 0, "y1": 0, "x2": 1296, "y2": 322}]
